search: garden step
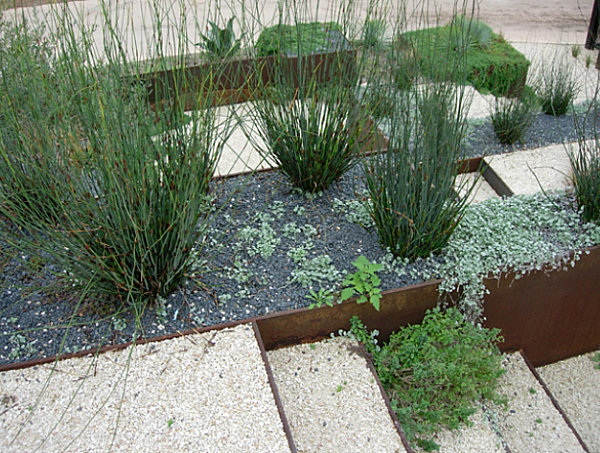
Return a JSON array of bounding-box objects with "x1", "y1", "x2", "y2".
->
[
  {"x1": 536, "y1": 351, "x2": 600, "y2": 453},
  {"x1": 0, "y1": 324, "x2": 291, "y2": 453},
  {"x1": 493, "y1": 352, "x2": 586, "y2": 453},
  {"x1": 411, "y1": 406, "x2": 506, "y2": 453},
  {"x1": 408, "y1": 351, "x2": 589, "y2": 453},
  {"x1": 267, "y1": 336, "x2": 408, "y2": 453},
  {"x1": 483, "y1": 143, "x2": 576, "y2": 196},
  {"x1": 455, "y1": 171, "x2": 501, "y2": 203}
]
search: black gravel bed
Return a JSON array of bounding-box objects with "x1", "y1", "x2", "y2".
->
[
  {"x1": 0, "y1": 112, "x2": 593, "y2": 366},
  {"x1": 463, "y1": 111, "x2": 599, "y2": 158}
]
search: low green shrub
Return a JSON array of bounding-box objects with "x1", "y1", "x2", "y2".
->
[
  {"x1": 490, "y1": 95, "x2": 535, "y2": 144},
  {"x1": 365, "y1": 82, "x2": 472, "y2": 259},
  {"x1": 255, "y1": 22, "x2": 347, "y2": 57},
  {"x1": 534, "y1": 52, "x2": 579, "y2": 116},
  {"x1": 402, "y1": 18, "x2": 530, "y2": 97},
  {"x1": 351, "y1": 307, "x2": 506, "y2": 452}
]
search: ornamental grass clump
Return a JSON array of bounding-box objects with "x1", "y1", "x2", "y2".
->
[
  {"x1": 365, "y1": 80, "x2": 472, "y2": 259},
  {"x1": 248, "y1": 11, "x2": 377, "y2": 193},
  {"x1": 252, "y1": 81, "x2": 372, "y2": 193},
  {"x1": 351, "y1": 307, "x2": 506, "y2": 452},
  {"x1": 490, "y1": 94, "x2": 535, "y2": 144},
  {"x1": 534, "y1": 51, "x2": 579, "y2": 116},
  {"x1": 571, "y1": 101, "x2": 600, "y2": 224},
  {"x1": 0, "y1": 18, "x2": 79, "y2": 226},
  {"x1": 0, "y1": 11, "x2": 229, "y2": 309}
]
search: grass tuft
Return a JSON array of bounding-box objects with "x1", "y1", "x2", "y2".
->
[
  {"x1": 365, "y1": 81, "x2": 472, "y2": 259},
  {"x1": 490, "y1": 95, "x2": 535, "y2": 144},
  {"x1": 534, "y1": 52, "x2": 579, "y2": 116}
]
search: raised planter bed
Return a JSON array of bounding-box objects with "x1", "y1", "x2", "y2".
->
[
  {"x1": 136, "y1": 35, "x2": 357, "y2": 108},
  {"x1": 258, "y1": 245, "x2": 600, "y2": 367},
  {"x1": 2, "y1": 245, "x2": 599, "y2": 371}
]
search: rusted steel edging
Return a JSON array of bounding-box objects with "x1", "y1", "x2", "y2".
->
[
  {"x1": 3, "y1": 246, "x2": 600, "y2": 372},
  {"x1": 519, "y1": 350, "x2": 590, "y2": 453},
  {"x1": 256, "y1": 278, "x2": 441, "y2": 350},
  {"x1": 252, "y1": 322, "x2": 298, "y2": 453},
  {"x1": 482, "y1": 163, "x2": 514, "y2": 197},
  {"x1": 482, "y1": 245, "x2": 600, "y2": 366},
  {"x1": 358, "y1": 342, "x2": 415, "y2": 453}
]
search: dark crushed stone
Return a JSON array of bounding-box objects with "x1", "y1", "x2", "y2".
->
[{"x1": 0, "y1": 111, "x2": 593, "y2": 366}]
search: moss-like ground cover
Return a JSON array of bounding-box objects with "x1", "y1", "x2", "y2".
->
[{"x1": 402, "y1": 20, "x2": 530, "y2": 97}]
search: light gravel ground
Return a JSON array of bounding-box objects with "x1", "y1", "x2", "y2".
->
[
  {"x1": 495, "y1": 353, "x2": 585, "y2": 453},
  {"x1": 0, "y1": 324, "x2": 290, "y2": 453},
  {"x1": 267, "y1": 336, "x2": 406, "y2": 453},
  {"x1": 214, "y1": 103, "x2": 275, "y2": 177},
  {"x1": 413, "y1": 408, "x2": 505, "y2": 453},
  {"x1": 537, "y1": 352, "x2": 600, "y2": 453},
  {"x1": 455, "y1": 172, "x2": 500, "y2": 203}
]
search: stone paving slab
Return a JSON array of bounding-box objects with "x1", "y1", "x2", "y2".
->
[
  {"x1": 484, "y1": 144, "x2": 575, "y2": 195},
  {"x1": 0, "y1": 324, "x2": 290, "y2": 453},
  {"x1": 537, "y1": 352, "x2": 600, "y2": 453},
  {"x1": 495, "y1": 353, "x2": 585, "y2": 453},
  {"x1": 267, "y1": 336, "x2": 407, "y2": 453}
]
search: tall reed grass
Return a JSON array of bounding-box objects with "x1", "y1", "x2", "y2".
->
[
  {"x1": 572, "y1": 98, "x2": 600, "y2": 224},
  {"x1": 0, "y1": 4, "x2": 231, "y2": 310},
  {"x1": 244, "y1": 0, "x2": 383, "y2": 193},
  {"x1": 364, "y1": 13, "x2": 473, "y2": 259}
]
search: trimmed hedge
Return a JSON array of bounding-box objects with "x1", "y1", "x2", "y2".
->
[
  {"x1": 255, "y1": 22, "x2": 350, "y2": 57},
  {"x1": 401, "y1": 21, "x2": 530, "y2": 97}
]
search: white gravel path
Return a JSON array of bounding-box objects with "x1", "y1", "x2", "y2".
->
[
  {"x1": 537, "y1": 351, "x2": 600, "y2": 453},
  {"x1": 495, "y1": 353, "x2": 585, "y2": 453},
  {"x1": 267, "y1": 336, "x2": 406, "y2": 453},
  {"x1": 413, "y1": 408, "x2": 505, "y2": 453},
  {"x1": 0, "y1": 324, "x2": 290, "y2": 453}
]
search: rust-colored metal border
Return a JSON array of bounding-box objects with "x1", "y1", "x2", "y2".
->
[
  {"x1": 252, "y1": 322, "x2": 298, "y2": 453},
  {"x1": 482, "y1": 246, "x2": 600, "y2": 366},
  {"x1": 519, "y1": 350, "x2": 590, "y2": 453},
  {"x1": 482, "y1": 162, "x2": 514, "y2": 197},
  {"x1": 4, "y1": 247, "x2": 600, "y2": 372},
  {"x1": 359, "y1": 342, "x2": 415, "y2": 453},
  {"x1": 256, "y1": 279, "x2": 441, "y2": 350}
]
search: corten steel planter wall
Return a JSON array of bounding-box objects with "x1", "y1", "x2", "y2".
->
[
  {"x1": 482, "y1": 245, "x2": 600, "y2": 367},
  {"x1": 138, "y1": 45, "x2": 357, "y2": 108},
  {"x1": 257, "y1": 279, "x2": 441, "y2": 350},
  {"x1": 258, "y1": 246, "x2": 600, "y2": 369},
  {"x1": 139, "y1": 55, "x2": 275, "y2": 108}
]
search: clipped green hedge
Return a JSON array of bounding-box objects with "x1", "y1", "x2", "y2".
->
[
  {"x1": 255, "y1": 22, "x2": 347, "y2": 57},
  {"x1": 402, "y1": 20, "x2": 530, "y2": 97}
]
